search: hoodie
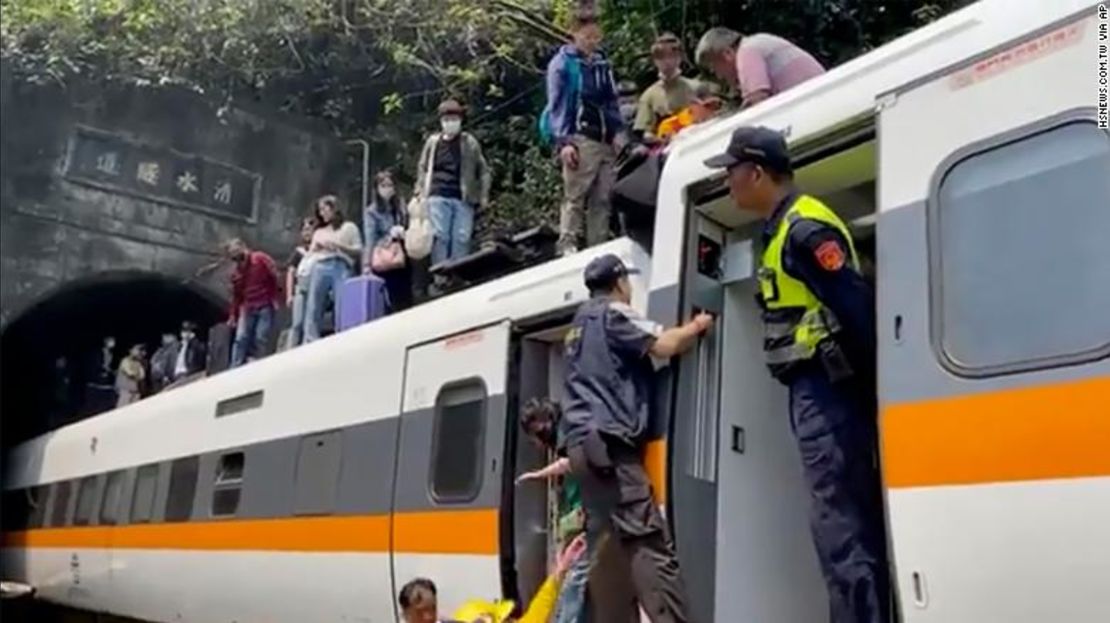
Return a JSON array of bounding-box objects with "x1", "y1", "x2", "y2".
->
[{"x1": 545, "y1": 44, "x2": 624, "y2": 148}]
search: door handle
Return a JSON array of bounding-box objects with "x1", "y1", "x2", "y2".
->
[{"x1": 731, "y1": 426, "x2": 745, "y2": 454}]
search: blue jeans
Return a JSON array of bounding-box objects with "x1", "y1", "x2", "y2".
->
[
  {"x1": 304, "y1": 257, "x2": 351, "y2": 343},
  {"x1": 230, "y1": 306, "x2": 274, "y2": 368},
  {"x1": 553, "y1": 529, "x2": 597, "y2": 623},
  {"x1": 427, "y1": 196, "x2": 474, "y2": 265},
  {"x1": 285, "y1": 278, "x2": 309, "y2": 350}
]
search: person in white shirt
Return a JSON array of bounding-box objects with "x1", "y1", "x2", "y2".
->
[
  {"x1": 285, "y1": 216, "x2": 320, "y2": 350},
  {"x1": 172, "y1": 321, "x2": 206, "y2": 384},
  {"x1": 304, "y1": 195, "x2": 363, "y2": 343}
]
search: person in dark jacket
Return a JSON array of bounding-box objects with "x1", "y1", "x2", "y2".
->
[
  {"x1": 363, "y1": 169, "x2": 413, "y2": 312},
  {"x1": 545, "y1": 8, "x2": 624, "y2": 255},
  {"x1": 561, "y1": 254, "x2": 713, "y2": 623},
  {"x1": 171, "y1": 321, "x2": 207, "y2": 385}
]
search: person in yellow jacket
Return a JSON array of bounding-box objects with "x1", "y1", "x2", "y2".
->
[{"x1": 452, "y1": 534, "x2": 588, "y2": 623}]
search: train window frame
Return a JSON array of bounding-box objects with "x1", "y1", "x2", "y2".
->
[
  {"x1": 49, "y1": 480, "x2": 73, "y2": 527},
  {"x1": 927, "y1": 112, "x2": 1110, "y2": 377},
  {"x1": 215, "y1": 391, "x2": 264, "y2": 418},
  {"x1": 73, "y1": 475, "x2": 100, "y2": 526},
  {"x1": 210, "y1": 451, "x2": 246, "y2": 518},
  {"x1": 428, "y1": 378, "x2": 488, "y2": 504},
  {"x1": 130, "y1": 464, "x2": 160, "y2": 523},
  {"x1": 293, "y1": 431, "x2": 342, "y2": 516},
  {"x1": 165, "y1": 456, "x2": 200, "y2": 522},
  {"x1": 99, "y1": 471, "x2": 126, "y2": 525}
]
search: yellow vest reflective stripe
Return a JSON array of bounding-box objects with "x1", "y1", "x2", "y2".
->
[{"x1": 758, "y1": 194, "x2": 859, "y2": 368}]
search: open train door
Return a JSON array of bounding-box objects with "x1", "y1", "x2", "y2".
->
[
  {"x1": 876, "y1": 5, "x2": 1110, "y2": 623},
  {"x1": 391, "y1": 320, "x2": 515, "y2": 619}
]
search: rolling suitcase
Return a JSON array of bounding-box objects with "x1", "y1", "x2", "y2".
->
[{"x1": 337, "y1": 274, "x2": 390, "y2": 331}]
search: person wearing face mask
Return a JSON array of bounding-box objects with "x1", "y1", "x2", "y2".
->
[
  {"x1": 544, "y1": 9, "x2": 625, "y2": 256},
  {"x1": 414, "y1": 99, "x2": 492, "y2": 267},
  {"x1": 225, "y1": 237, "x2": 282, "y2": 367},
  {"x1": 363, "y1": 170, "x2": 413, "y2": 311},
  {"x1": 633, "y1": 33, "x2": 703, "y2": 138}
]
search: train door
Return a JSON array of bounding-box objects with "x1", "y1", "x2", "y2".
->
[
  {"x1": 391, "y1": 320, "x2": 514, "y2": 619},
  {"x1": 877, "y1": 8, "x2": 1110, "y2": 622}
]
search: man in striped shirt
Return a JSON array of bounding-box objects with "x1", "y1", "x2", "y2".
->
[{"x1": 696, "y1": 27, "x2": 826, "y2": 108}]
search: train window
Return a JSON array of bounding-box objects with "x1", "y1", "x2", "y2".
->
[
  {"x1": 294, "y1": 432, "x2": 342, "y2": 516},
  {"x1": 215, "y1": 391, "x2": 264, "y2": 418},
  {"x1": 165, "y1": 456, "x2": 200, "y2": 522},
  {"x1": 933, "y1": 120, "x2": 1110, "y2": 375},
  {"x1": 73, "y1": 476, "x2": 100, "y2": 526},
  {"x1": 49, "y1": 481, "x2": 73, "y2": 527},
  {"x1": 211, "y1": 452, "x2": 245, "y2": 517},
  {"x1": 131, "y1": 464, "x2": 160, "y2": 523},
  {"x1": 100, "y1": 471, "x2": 125, "y2": 525},
  {"x1": 429, "y1": 380, "x2": 487, "y2": 503}
]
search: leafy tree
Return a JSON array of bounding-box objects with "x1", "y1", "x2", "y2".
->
[{"x1": 1, "y1": 0, "x2": 963, "y2": 240}]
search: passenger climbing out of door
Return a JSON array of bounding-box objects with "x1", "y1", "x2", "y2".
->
[
  {"x1": 705, "y1": 125, "x2": 889, "y2": 623},
  {"x1": 451, "y1": 534, "x2": 588, "y2": 623},
  {"x1": 516, "y1": 398, "x2": 588, "y2": 623},
  {"x1": 561, "y1": 253, "x2": 712, "y2": 623}
]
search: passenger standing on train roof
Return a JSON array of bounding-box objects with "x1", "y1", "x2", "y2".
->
[
  {"x1": 226, "y1": 237, "x2": 282, "y2": 367},
  {"x1": 561, "y1": 254, "x2": 712, "y2": 623},
  {"x1": 414, "y1": 98, "x2": 491, "y2": 266},
  {"x1": 633, "y1": 33, "x2": 702, "y2": 138},
  {"x1": 695, "y1": 27, "x2": 825, "y2": 108},
  {"x1": 704, "y1": 126, "x2": 888, "y2": 623},
  {"x1": 545, "y1": 9, "x2": 624, "y2": 256}
]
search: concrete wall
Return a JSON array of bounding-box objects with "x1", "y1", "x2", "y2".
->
[{"x1": 0, "y1": 62, "x2": 347, "y2": 328}]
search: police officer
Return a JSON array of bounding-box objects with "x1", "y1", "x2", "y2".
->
[
  {"x1": 704, "y1": 126, "x2": 889, "y2": 623},
  {"x1": 561, "y1": 254, "x2": 712, "y2": 623}
]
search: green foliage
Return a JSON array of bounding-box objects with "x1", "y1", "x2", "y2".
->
[{"x1": 1, "y1": 0, "x2": 964, "y2": 238}]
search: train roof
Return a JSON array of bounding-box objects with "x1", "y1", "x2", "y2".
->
[{"x1": 4, "y1": 239, "x2": 650, "y2": 487}]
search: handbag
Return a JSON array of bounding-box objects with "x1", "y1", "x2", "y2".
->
[
  {"x1": 404, "y1": 136, "x2": 438, "y2": 260},
  {"x1": 370, "y1": 240, "x2": 406, "y2": 272}
]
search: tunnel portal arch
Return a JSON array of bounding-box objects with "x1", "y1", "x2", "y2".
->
[{"x1": 0, "y1": 271, "x2": 226, "y2": 448}]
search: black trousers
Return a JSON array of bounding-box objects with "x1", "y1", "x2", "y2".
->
[
  {"x1": 568, "y1": 436, "x2": 692, "y2": 623},
  {"x1": 789, "y1": 369, "x2": 890, "y2": 623}
]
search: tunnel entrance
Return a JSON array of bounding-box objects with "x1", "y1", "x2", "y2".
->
[{"x1": 0, "y1": 272, "x2": 225, "y2": 449}]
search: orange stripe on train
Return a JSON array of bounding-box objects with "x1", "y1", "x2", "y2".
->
[
  {"x1": 882, "y1": 376, "x2": 1110, "y2": 488},
  {"x1": 2, "y1": 509, "x2": 498, "y2": 554}
]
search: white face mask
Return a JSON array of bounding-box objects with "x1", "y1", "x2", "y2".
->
[
  {"x1": 441, "y1": 117, "x2": 462, "y2": 137},
  {"x1": 378, "y1": 185, "x2": 395, "y2": 200}
]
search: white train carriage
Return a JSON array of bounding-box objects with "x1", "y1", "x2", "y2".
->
[{"x1": 3, "y1": 0, "x2": 1108, "y2": 621}]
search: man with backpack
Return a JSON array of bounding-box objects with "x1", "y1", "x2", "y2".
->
[{"x1": 542, "y1": 8, "x2": 624, "y2": 256}]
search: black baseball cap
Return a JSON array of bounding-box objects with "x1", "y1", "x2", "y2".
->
[
  {"x1": 704, "y1": 126, "x2": 792, "y2": 173},
  {"x1": 584, "y1": 254, "x2": 640, "y2": 290}
]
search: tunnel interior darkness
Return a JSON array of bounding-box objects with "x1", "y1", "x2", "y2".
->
[{"x1": 1, "y1": 272, "x2": 225, "y2": 449}]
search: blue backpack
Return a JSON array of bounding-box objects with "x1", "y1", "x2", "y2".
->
[{"x1": 538, "y1": 54, "x2": 582, "y2": 146}]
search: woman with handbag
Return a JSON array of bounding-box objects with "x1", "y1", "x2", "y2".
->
[{"x1": 363, "y1": 170, "x2": 413, "y2": 312}]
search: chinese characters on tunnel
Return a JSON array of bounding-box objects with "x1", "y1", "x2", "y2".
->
[{"x1": 68, "y1": 127, "x2": 260, "y2": 220}]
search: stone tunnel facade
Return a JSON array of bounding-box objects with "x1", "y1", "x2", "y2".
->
[{"x1": 0, "y1": 62, "x2": 348, "y2": 330}]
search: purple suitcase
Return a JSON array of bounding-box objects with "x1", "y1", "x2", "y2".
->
[{"x1": 337, "y1": 274, "x2": 390, "y2": 331}]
